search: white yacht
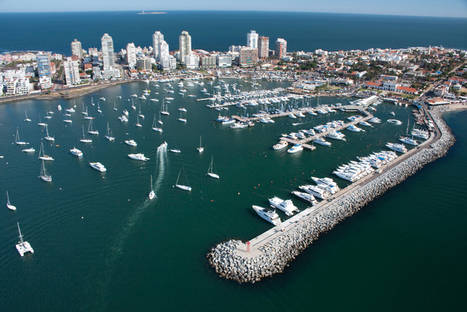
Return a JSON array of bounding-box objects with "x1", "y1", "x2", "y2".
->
[
  {"x1": 291, "y1": 191, "x2": 317, "y2": 205},
  {"x1": 22, "y1": 147, "x2": 35, "y2": 153},
  {"x1": 312, "y1": 177, "x2": 340, "y2": 194},
  {"x1": 89, "y1": 162, "x2": 107, "y2": 173},
  {"x1": 386, "y1": 142, "x2": 408, "y2": 153},
  {"x1": 299, "y1": 185, "x2": 330, "y2": 200},
  {"x1": 252, "y1": 205, "x2": 281, "y2": 226},
  {"x1": 15, "y1": 222, "x2": 34, "y2": 257},
  {"x1": 207, "y1": 157, "x2": 220, "y2": 179},
  {"x1": 124, "y1": 139, "x2": 137, "y2": 147},
  {"x1": 287, "y1": 144, "x2": 303, "y2": 154},
  {"x1": 70, "y1": 147, "x2": 83, "y2": 158},
  {"x1": 15, "y1": 128, "x2": 29, "y2": 145},
  {"x1": 64, "y1": 119, "x2": 72, "y2": 124},
  {"x1": 197, "y1": 136, "x2": 204, "y2": 153},
  {"x1": 175, "y1": 169, "x2": 192, "y2": 192},
  {"x1": 327, "y1": 131, "x2": 346, "y2": 141},
  {"x1": 346, "y1": 124, "x2": 364, "y2": 132},
  {"x1": 411, "y1": 128, "x2": 429, "y2": 140},
  {"x1": 273, "y1": 140, "x2": 288, "y2": 150},
  {"x1": 169, "y1": 149, "x2": 181, "y2": 153},
  {"x1": 313, "y1": 138, "x2": 331, "y2": 147},
  {"x1": 6, "y1": 191, "x2": 17, "y2": 211},
  {"x1": 128, "y1": 153, "x2": 149, "y2": 161},
  {"x1": 268, "y1": 197, "x2": 299, "y2": 216},
  {"x1": 43, "y1": 124, "x2": 55, "y2": 142},
  {"x1": 399, "y1": 136, "x2": 418, "y2": 146},
  {"x1": 87, "y1": 120, "x2": 99, "y2": 135},
  {"x1": 148, "y1": 175, "x2": 156, "y2": 200},
  {"x1": 39, "y1": 160, "x2": 52, "y2": 182},
  {"x1": 387, "y1": 119, "x2": 402, "y2": 125},
  {"x1": 369, "y1": 117, "x2": 382, "y2": 124},
  {"x1": 38, "y1": 142, "x2": 54, "y2": 161}
]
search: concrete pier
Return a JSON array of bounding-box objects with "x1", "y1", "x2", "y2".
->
[{"x1": 207, "y1": 106, "x2": 456, "y2": 283}]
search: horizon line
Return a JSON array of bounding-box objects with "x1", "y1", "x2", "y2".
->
[{"x1": 0, "y1": 9, "x2": 466, "y2": 19}]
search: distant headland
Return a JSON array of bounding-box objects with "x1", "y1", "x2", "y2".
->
[{"x1": 137, "y1": 11, "x2": 167, "y2": 15}]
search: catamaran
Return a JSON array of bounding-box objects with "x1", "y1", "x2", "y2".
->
[
  {"x1": 148, "y1": 175, "x2": 156, "y2": 200},
  {"x1": 16, "y1": 222, "x2": 34, "y2": 257},
  {"x1": 15, "y1": 128, "x2": 29, "y2": 145},
  {"x1": 197, "y1": 136, "x2": 204, "y2": 153},
  {"x1": 6, "y1": 191, "x2": 16, "y2": 211},
  {"x1": 43, "y1": 124, "x2": 55, "y2": 142},
  {"x1": 207, "y1": 156, "x2": 220, "y2": 179},
  {"x1": 175, "y1": 168, "x2": 192, "y2": 192},
  {"x1": 105, "y1": 122, "x2": 115, "y2": 141},
  {"x1": 87, "y1": 119, "x2": 99, "y2": 135},
  {"x1": 80, "y1": 126, "x2": 92, "y2": 143},
  {"x1": 39, "y1": 160, "x2": 52, "y2": 182},
  {"x1": 38, "y1": 141, "x2": 54, "y2": 161}
]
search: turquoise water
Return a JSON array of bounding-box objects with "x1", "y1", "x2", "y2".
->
[
  {"x1": 0, "y1": 80, "x2": 465, "y2": 311},
  {"x1": 0, "y1": 11, "x2": 466, "y2": 54}
]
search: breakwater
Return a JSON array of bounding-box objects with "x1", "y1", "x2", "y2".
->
[{"x1": 207, "y1": 107, "x2": 456, "y2": 283}]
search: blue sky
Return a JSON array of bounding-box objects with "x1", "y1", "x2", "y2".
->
[{"x1": 0, "y1": 0, "x2": 466, "y2": 17}]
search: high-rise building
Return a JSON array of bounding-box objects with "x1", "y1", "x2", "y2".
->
[
  {"x1": 36, "y1": 53, "x2": 52, "y2": 89},
  {"x1": 159, "y1": 40, "x2": 170, "y2": 66},
  {"x1": 152, "y1": 31, "x2": 165, "y2": 60},
  {"x1": 239, "y1": 47, "x2": 258, "y2": 67},
  {"x1": 179, "y1": 31, "x2": 192, "y2": 64},
  {"x1": 101, "y1": 33, "x2": 115, "y2": 71},
  {"x1": 247, "y1": 30, "x2": 259, "y2": 49},
  {"x1": 217, "y1": 54, "x2": 232, "y2": 68},
  {"x1": 275, "y1": 38, "x2": 287, "y2": 59},
  {"x1": 126, "y1": 43, "x2": 137, "y2": 69},
  {"x1": 258, "y1": 36, "x2": 269, "y2": 59},
  {"x1": 71, "y1": 39, "x2": 83, "y2": 59},
  {"x1": 64, "y1": 57, "x2": 81, "y2": 86},
  {"x1": 185, "y1": 53, "x2": 199, "y2": 69}
]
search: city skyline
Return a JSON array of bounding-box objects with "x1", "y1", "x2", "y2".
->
[{"x1": 0, "y1": 0, "x2": 466, "y2": 18}]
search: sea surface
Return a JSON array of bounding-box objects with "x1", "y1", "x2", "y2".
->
[
  {"x1": 0, "y1": 11, "x2": 466, "y2": 54},
  {"x1": 0, "y1": 79, "x2": 465, "y2": 311}
]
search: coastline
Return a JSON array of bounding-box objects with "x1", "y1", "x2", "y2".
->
[{"x1": 207, "y1": 103, "x2": 466, "y2": 283}]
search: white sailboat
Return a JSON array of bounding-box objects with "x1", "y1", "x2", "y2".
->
[
  {"x1": 16, "y1": 222, "x2": 34, "y2": 257},
  {"x1": 43, "y1": 124, "x2": 55, "y2": 142},
  {"x1": 80, "y1": 126, "x2": 92, "y2": 143},
  {"x1": 160, "y1": 101, "x2": 170, "y2": 115},
  {"x1": 88, "y1": 119, "x2": 99, "y2": 135},
  {"x1": 148, "y1": 175, "x2": 156, "y2": 200},
  {"x1": 15, "y1": 128, "x2": 29, "y2": 145},
  {"x1": 105, "y1": 122, "x2": 115, "y2": 141},
  {"x1": 175, "y1": 168, "x2": 192, "y2": 192},
  {"x1": 152, "y1": 115, "x2": 163, "y2": 133},
  {"x1": 136, "y1": 115, "x2": 143, "y2": 128},
  {"x1": 138, "y1": 104, "x2": 145, "y2": 119},
  {"x1": 38, "y1": 141, "x2": 54, "y2": 161},
  {"x1": 197, "y1": 136, "x2": 204, "y2": 153},
  {"x1": 6, "y1": 191, "x2": 16, "y2": 211},
  {"x1": 24, "y1": 111, "x2": 31, "y2": 122},
  {"x1": 207, "y1": 156, "x2": 220, "y2": 179},
  {"x1": 39, "y1": 159, "x2": 52, "y2": 182}
]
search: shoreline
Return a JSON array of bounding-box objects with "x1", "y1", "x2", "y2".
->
[{"x1": 207, "y1": 103, "x2": 466, "y2": 283}]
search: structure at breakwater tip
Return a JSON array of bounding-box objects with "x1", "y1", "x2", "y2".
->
[{"x1": 207, "y1": 107, "x2": 456, "y2": 283}]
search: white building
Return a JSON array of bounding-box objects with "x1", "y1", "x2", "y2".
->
[
  {"x1": 101, "y1": 33, "x2": 115, "y2": 72},
  {"x1": 126, "y1": 43, "x2": 137, "y2": 68},
  {"x1": 152, "y1": 31, "x2": 165, "y2": 61},
  {"x1": 179, "y1": 31, "x2": 192, "y2": 64},
  {"x1": 217, "y1": 54, "x2": 232, "y2": 68},
  {"x1": 71, "y1": 39, "x2": 83, "y2": 59},
  {"x1": 185, "y1": 53, "x2": 199, "y2": 69},
  {"x1": 247, "y1": 30, "x2": 259, "y2": 49},
  {"x1": 64, "y1": 57, "x2": 81, "y2": 86}
]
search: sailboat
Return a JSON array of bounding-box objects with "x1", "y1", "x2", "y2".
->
[
  {"x1": 15, "y1": 128, "x2": 29, "y2": 145},
  {"x1": 24, "y1": 111, "x2": 31, "y2": 122},
  {"x1": 207, "y1": 156, "x2": 220, "y2": 179},
  {"x1": 16, "y1": 222, "x2": 34, "y2": 256},
  {"x1": 152, "y1": 115, "x2": 163, "y2": 133},
  {"x1": 157, "y1": 112, "x2": 163, "y2": 125},
  {"x1": 160, "y1": 100, "x2": 170, "y2": 115},
  {"x1": 80, "y1": 126, "x2": 92, "y2": 143},
  {"x1": 178, "y1": 111, "x2": 187, "y2": 123},
  {"x1": 6, "y1": 191, "x2": 16, "y2": 211},
  {"x1": 97, "y1": 103, "x2": 102, "y2": 114},
  {"x1": 43, "y1": 124, "x2": 55, "y2": 142},
  {"x1": 148, "y1": 175, "x2": 156, "y2": 200},
  {"x1": 39, "y1": 160, "x2": 52, "y2": 182},
  {"x1": 88, "y1": 119, "x2": 99, "y2": 135},
  {"x1": 175, "y1": 168, "x2": 192, "y2": 192},
  {"x1": 37, "y1": 117, "x2": 47, "y2": 127},
  {"x1": 197, "y1": 136, "x2": 204, "y2": 153},
  {"x1": 38, "y1": 141, "x2": 54, "y2": 161},
  {"x1": 138, "y1": 104, "x2": 145, "y2": 119},
  {"x1": 113, "y1": 101, "x2": 117, "y2": 111},
  {"x1": 136, "y1": 115, "x2": 143, "y2": 127},
  {"x1": 105, "y1": 122, "x2": 115, "y2": 141}
]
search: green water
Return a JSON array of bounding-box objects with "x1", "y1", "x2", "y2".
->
[{"x1": 0, "y1": 80, "x2": 465, "y2": 311}]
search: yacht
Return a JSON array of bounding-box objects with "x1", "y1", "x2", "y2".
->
[
  {"x1": 369, "y1": 117, "x2": 382, "y2": 124},
  {"x1": 411, "y1": 128, "x2": 429, "y2": 140},
  {"x1": 80, "y1": 126, "x2": 92, "y2": 143},
  {"x1": 268, "y1": 197, "x2": 299, "y2": 216},
  {"x1": 15, "y1": 128, "x2": 29, "y2": 145},
  {"x1": 313, "y1": 138, "x2": 331, "y2": 147},
  {"x1": 387, "y1": 119, "x2": 402, "y2": 125},
  {"x1": 299, "y1": 185, "x2": 330, "y2": 200},
  {"x1": 39, "y1": 160, "x2": 52, "y2": 182},
  {"x1": 89, "y1": 162, "x2": 107, "y2": 173},
  {"x1": 273, "y1": 140, "x2": 288, "y2": 150},
  {"x1": 359, "y1": 121, "x2": 373, "y2": 127},
  {"x1": 288, "y1": 113, "x2": 297, "y2": 119},
  {"x1": 312, "y1": 177, "x2": 340, "y2": 194},
  {"x1": 252, "y1": 205, "x2": 281, "y2": 226},
  {"x1": 327, "y1": 131, "x2": 346, "y2": 141},
  {"x1": 38, "y1": 142, "x2": 54, "y2": 161},
  {"x1": 175, "y1": 169, "x2": 192, "y2": 192},
  {"x1": 128, "y1": 153, "x2": 149, "y2": 161},
  {"x1": 386, "y1": 142, "x2": 408, "y2": 153},
  {"x1": 197, "y1": 136, "x2": 204, "y2": 153},
  {"x1": 6, "y1": 191, "x2": 17, "y2": 211},
  {"x1": 22, "y1": 147, "x2": 35, "y2": 153},
  {"x1": 399, "y1": 136, "x2": 418, "y2": 146},
  {"x1": 70, "y1": 147, "x2": 83, "y2": 158},
  {"x1": 178, "y1": 107, "x2": 188, "y2": 112},
  {"x1": 64, "y1": 119, "x2": 72, "y2": 124},
  {"x1": 291, "y1": 191, "x2": 317, "y2": 205},
  {"x1": 124, "y1": 139, "x2": 137, "y2": 147},
  {"x1": 148, "y1": 175, "x2": 156, "y2": 200},
  {"x1": 87, "y1": 120, "x2": 99, "y2": 135},
  {"x1": 15, "y1": 222, "x2": 34, "y2": 257},
  {"x1": 206, "y1": 157, "x2": 220, "y2": 179},
  {"x1": 178, "y1": 117, "x2": 187, "y2": 123},
  {"x1": 346, "y1": 124, "x2": 364, "y2": 132},
  {"x1": 169, "y1": 149, "x2": 181, "y2": 153},
  {"x1": 287, "y1": 144, "x2": 303, "y2": 154},
  {"x1": 105, "y1": 123, "x2": 115, "y2": 141}
]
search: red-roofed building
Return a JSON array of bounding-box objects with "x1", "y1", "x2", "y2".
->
[{"x1": 396, "y1": 86, "x2": 417, "y2": 95}]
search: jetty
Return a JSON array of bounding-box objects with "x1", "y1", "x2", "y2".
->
[{"x1": 207, "y1": 105, "x2": 456, "y2": 283}]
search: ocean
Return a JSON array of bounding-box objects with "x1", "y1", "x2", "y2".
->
[{"x1": 0, "y1": 11, "x2": 466, "y2": 54}]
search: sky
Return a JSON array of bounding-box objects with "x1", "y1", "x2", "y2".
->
[{"x1": 0, "y1": 0, "x2": 466, "y2": 18}]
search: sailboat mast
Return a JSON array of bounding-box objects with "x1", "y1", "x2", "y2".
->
[{"x1": 17, "y1": 222, "x2": 24, "y2": 243}]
